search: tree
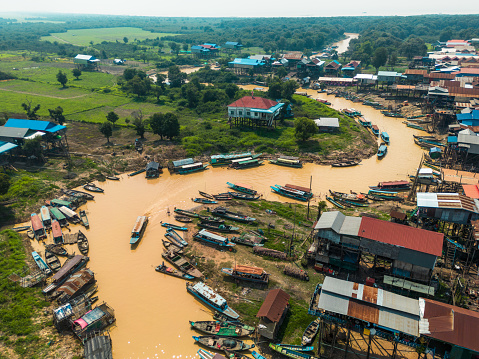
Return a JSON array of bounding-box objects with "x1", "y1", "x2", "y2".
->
[
  {"x1": 169, "y1": 42, "x2": 179, "y2": 56},
  {"x1": 72, "y1": 68, "x2": 82, "y2": 80},
  {"x1": 182, "y1": 43, "x2": 189, "y2": 52},
  {"x1": 149, "y1": 113, "x2": 166, "y2": 139},
  {"x1": 372, "y1": 47, "x2": 388, "y2": 72},
  {"x1": 48, "y1": 106, "x2": 65, "y2": 125},
  {"x1": 123, "y1": 37, "x2": 128, "y2": 44},
  {"x1": 224, "y1": 83, "x2": 239, "y2": 99},
  {"x1": 0, "y1": 173, "x2": 11, "y2": 195},
  {"x1": 282, "y1": 80, "x2": 299, "y2": 100},
  {"x1": 276, "y1": 66, "x2": 288, "y2": 78},
  {"x1": 56, "y1": 70, "x2": 68, "y2": 88},
  {"x1": 163, "y1": 113, "x2": 180, "y2": 140},
  {"x1": 106, "y1": 111, "x2": 119, "y2": 127},
  {"x1": 294, "y1": 117, "x2": 317, "y2": 142},
  {"x1": 168, "y1": 65, "x2": 187, "y2": 88},
  {"x1": 388, "y1": 52, "x2": 398, "y2": 68},
  {"x1": 267, "y1": 81, "x2": 282, "y2": 99},
  {"x1": 132, "y1": 110, "x2": 145, "y2": 139},
  {"x1": 99, "y1": 122, "x2": 113, "y2": 143},
  {"x1": 23, "y1": 137, "x2": 43, "y2": 158},
  {"x1": 21, "y1": 100, "x2": 41, "y2": 120}
]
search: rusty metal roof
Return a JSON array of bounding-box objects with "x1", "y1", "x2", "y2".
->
[
  {"x1": 420, "y1": 298, "x2": 479, "y2": 352},
  {"x1": 52, "y1": 255, "x2": 86, "y2": 282},
  {"x1": 285, "y1": 184, "x2": 311, "y2": 193},
  {"x1": 56, "y1": 269, "x2": 95, "y2": 297},
  {"x1": 359, "y1": 216, "x2": 443, "y2": 257},
  {"x1": 132, "y1": 216, "x2": 147, "y2": 233},
  {"x1": 31, "y1": 214, "x2": 43, "y2": 231},
  {"x1": 234, "y1": 265, "x2": 264, "y2": 276},
  {"x1": 417, "y1": 192, "x2": 479, "y2": 214},
  {"x1": 256, "y1": 289, "x2": 290, "y2": 322},
  {"x1": 442, "y1": 168, "x2": 479, "y2": 185}
]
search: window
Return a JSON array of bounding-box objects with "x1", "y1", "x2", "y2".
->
[
  {"x1": 239, "y1": 111, "x2": 242, "y2": 115},
  {"x1": 247, "y1": 112, "x2": 250, "y2": 116},
  {"x1": 230, "y1": 111, "x2": 234, "y2": 115}
]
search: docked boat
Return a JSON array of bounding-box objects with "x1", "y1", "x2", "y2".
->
[
  {"x1": 193, "y1": 229, "x2": 236, "y2": 248},
  {"x1": 42, "y1": 255, "x2": 89, "y2": 294},
  {"x1": 165, "y1": 228, "x2": 189, "y2": 247},
  {"x1": 377, "y1": 144, "x2": 387, "y2": 158},
  {"x1": 271, "y1": 185, "x2": 312, "y2": 202},
  {"x1": 175, "y1": 215, "x2": 193, "y2": 223},
  {"x1": 380, "y1": 132, "x2": 390, "y2": 144},
  {"x1": 269, "y1": 156, "x2": 302, "y2": 168},
  {"x1": 156, "y1": 262, "x2": 194, "y2": 280},
  {"x1": 230, "y1": 232, "x2": 264, "y2": 247},
  {"x1": 49, "y1": 207, "x2": 68, "y2": 227},
  {"x1": 83, "y1": 183, "x2": 104, "y2": 193},
  {"x1": 230, "y1": 158, "x2": 263, "y2": 169},
  {"x1": 45, "y1": 250, "x2": 61, "y2": 272},
  {"x1": 226, "y1": 182, "x2": 257, "y2": 195},
  {"x1": 130, "y1": 216, "x2": 148, "y2": 245},
  {"x1": 213, "y1": 193, "x2": 233, "y2": 201},
  {"x1": 198, "y1": 349, "x2": 227, "y2": 359},
  {"x1": 210, "y1": 152, "x2": 258, "y2": 167},
  {"x1": 51, "y1": 220, "x2": 64, "y2": 244},
  {"x1": 187, "y1": 282, "x2": 239, "y2": 319},
  {"x1": 11, "y1": 225, "x2": 31, "y2": 232},
  {"x1": 40, "y1": 205, "x2": 52, "y2": 229},
  {"x1": 106, "y1": 175, "x2": 120, "y2": 180},
  {"x1": 331, "y1": 160, "x2": 360, "y2": 168},
  {"x1": 162, "y1": 249, "x2": 203, "y2": 278},
  {"x1": 212, "y1": 207, "x2": 256, "y2": 223},
  {"x1": 199, "y1": 191, "x2": 214, "y2": 199},
  {"x1": 77, "y1": 230, "x2": 89, "y2": 255},
  {"x1": 128, "y1": 168, "x2": 146, "y2": 177},
  {"x1": 252, "y1": 351, "x2": 267, "y2": 359},
  {"x1": 178, "y1": 162, "x2": 208, "y2": 175},
  {"x1": 193, "y1": 198, "x2": 218, "y2": 204},
  {"x1": 193, "y1": 336, "x2": 254, "y2": 352},
  {"x1": 62, "y1": 188, "x2": 95, "y2": 201},
  {"x1": 45, "y1": 244, "x2": 70, "y2": 257},
  {"x1": 32, "y1": 251, "x2": 52, "y2": 276},
  {"x1": 162, "y1": 238, "x2": 183, "y2": 252},
  {"x1": 368, "y1": 189, "x2": 403, "y2": 201},
  {"x1": 31, "y1": 213, "x2": 47, "y2": 240},
  {"x1": 79, "y1": 210, "x2": 89, "y2": 228},
  {"x1": 199, "y1": 215, "x2": 225, "y2": 224},
  {"x1": 358, "y1": 117, "x2": 371, "y2": 127},
  {"x1": 198, "y1": 221, "x2": 239, "y2": 233},
  {"x1": 371, "y1": 125, "x2": 380, "y2": 136},
  {"x1": 406, "y1": 122, "x2": 427, "y2": 131},
  {"x1": 361, "y1": 192, "x2": 386, "y2": 201},
  {"x1": 302, "y1": 318, "x2": 321, "y2": 345},
  {"x1": 174, "y1": 208, "x2": 200, "y2": 218},
  {"x1": 50, "y1": 198, "x2": 75, "y2": 210},
  {"x1": 190, "y1": 320, "x2": 254, "y2": 337},
  {"x1": 162, "y1": 222, "x2": 188, "y2": 231},
  {"x1": 277, "y1": 345, "x2": 314, "y2": 352},
  {"x1": 269, "y1": 344, "x2": 319, "y2": 359},
  {"x1": 228, "y1": 192, "x2": 260, "y2": 200},
  {"x1": 222, "y1": 265, "x2": 269, "y2": 284},
  {"x1": 370, "y1": 180, "x2": 410, "y2": 192},
  {"x1": 58, "y1": 206, "x2": 81, "y2": 224},
  {"x1": 342, "y1": 108, "x2": 356, "y2": 117},
  {"x1": 326, "y1": 196, "x2": 345, "y2": 209}
]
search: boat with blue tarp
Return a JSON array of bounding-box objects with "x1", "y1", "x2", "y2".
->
[
  {"x1": 193, "y1": 198, "x2": 218, "y2": 204},
  {"x1": 212, "y1": 207, "x2": 256, "y2": 223},
  {"x1": 187, "y1": 281, "x2": 239, "y2": 319},
  {"x1": 270, "y1": 344, "x2": 319, "y2": 359},
  {"x1": 252, "y1": 351, "x2": 267, "y2": 359},
  {"x1": 32, "y1": 251, "x2": 52, "y2": 276},
  {"x1": 193, "y1": 229, "x2": 236, "y2": 248},
  {"x1": 130, "y1": 216, "x2": 148, "y2": 245},
  {"x1": 40, "y1": 205, "x2": 52, "y2": 229},
  {"x1": 226, "y1": 182, "x2": 257, "y2": 195},
  {"x1": 162, "y1": 222, "x2": 188, "y2": 231},
  {"x1": 165, "y1": 228, "x2": 188, "y2": 247},
  {"x1": 380, "y1": 132, "x2": 389, "y2": 144},
  {"x1": 377, "y1": 144, "x2": 387, "y2": 158}
]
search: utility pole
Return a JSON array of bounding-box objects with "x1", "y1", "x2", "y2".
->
[{"x1": 307, "y1": 176, "x2": 312, "y2": 219}]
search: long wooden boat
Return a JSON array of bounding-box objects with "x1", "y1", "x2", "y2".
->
[
  {"x1": 212, "y1": 207, "x2": 256, "y2": 223},
  {"x1": 326, "y1": 196, "x2": 345, "y2": 209},
  {"x1": 361, "y1": 192, "x2": 386, "y2": 201},
  {"x1": 199, "y1": 216, "x2": 225, "y2": 224},
  {"x1": 228, "y1": 192, "x2": 260, "y2": 200},
  {"x1": 377, "y1": 144, "x2": 387, "y2": 158},
  {"x1": 32, "y1": 251, "x2": 52, "y2": 276},
  {"x1": 252, "y1": 351, "x2": 267, "y2": 359},
  {"x1": 230, "y1": 233, "x2": 264, "y2": 247},
  {"x1": 130, "y1": 216, "x2": 148, "y2": 245},
  {"x1": 199, "y1": 191, "x2": 214, "y2": 199},
  {"x1": 406, "y1": 122, "x2": 427, "y2": 131},
  {"x1": 175, "y1": 215, "x2": 193, "y2": 223},
  {"x1": 162, "y1": 249, "x2": 203, "y2": 278},
  {"x1": 333, "y1": 197, "x2": 353, "y2": 208},
  {"x1": 302, "y1": 318, "x2": 321, "y2": 345},
  {"x1": 42, "y1": 255, "x2": 89, "y2": 295},
  {"x1": 162, "y1": 222, "x2": 188, "y2": 231},
  {"x1": 423, "y1": 161, "x2": 441, "y2": 171},
  {"x1": 277, "y1": 345, "x2": 314, "y2": 352},
  {"x1": 187, "y1": 282, "x2": 239, "y2": 319},
  {"x1": 51, "y1": 198, "x2": 74, "y2": 210},
  {"x1": 49, "y1": 207, "x2": 68, "y2": 227},
  {"x1": 52, "y1": 220, "x2": 64, "y2": 244},
  {"x1": 226, "y1": 182, "x2": 257, "y2": 195},
  {"x1": 193, "y1": 198, "x2": 218, "y2": 204},
  {"x1": 331, "y1": 160, "x2": 360, "y2": 167},
  {"x1": 222, "y1": 265, "x2": 269, "y2": 284},
  {"x1": 371, "y1": 125, "x2": 380, "y2": 136},
  {"x1": 210, "y1": 152, "x2": 259, "y2": 167},
  {"x1": 380, "y1": 132, "x2": 390, "y2": 144},
  {"x1": 193, "y1": 336, "x2": 254, "y2": 352},
  {"x1": 271, "y1": 185, "x2": 312, "y2": 202},
  {"x1": 128, "y1": 168, "x2": 146, "y2": 177},
  {"x1": 62, "y1": 188, "x2": 95, "y2": 201},
  {"x1": 162, "y1": 239, "x2": 183, "y2": 252},
  {"x1": 178, "y1": 162, "x2": 208, "y2": 175},
  {"x1": 31, "y1": 213, "x2": 46, "y2": 240},
  {"x1": 329, "y1": 190, "x2": 367, "y2": 203},
  {"x1": 79, "y1": 210, "x2": 89, "y2": 228},
  {"x1": 368, "y1": 190, "x2": 403, "y2": 201},
  {"x1": 174, "y1": 208, "x2": 200, "y2": 218},
  {"x1": 156, "y1": 262, "x2": 194, "y2": 280},
  {"x1": 198, "y1": 221, "x2": 239, "y2": 233},
  {"x1": 270, "y1": 344, "x2": 319, "y2": 359},
  {"x1": 77, "y1": 230, "x2": 89, "y2": 255},
  {"x1": 190, "y1": 320, "x2": 254, "y2": 337},
  {"x1": 106, "y1": 175, "x2": 120, "y2": 180},
  {"x1": 269, "y1": 156, "x2": 302, "y2": 168},
  {"x1": 193, "y1": 229, "x2": 236, "y2": 248},
  {"x1": 11, "y1": 225, "x2": 31, "y2": 232},
  {"x1": 83, "y1": 184, "x2": 104, "y2": 193},
  {"x1": 358, "y1": 117, "x2": 371, "y2": 127},
  {"x1": 165, "y1": 228, "x2": 188, "y2": 247},
  {"x1": 40, "y1": 205, "x2": 52, "y2": 229},
  {"x1": 45, "y1": 244, "x2": 70, "y2": 257},
  {"x1": 338, "y1": 198, "x2": 369, "y2": 207},
  {"x1": 45, "y1": 250, "x2": 61, "y2": 272},
  {"x1": 369, "y1": 180, "x2": 410, "y2": 192},
  {"x1": 58, "y1": 206, "x2": 81, "y2": 224}
]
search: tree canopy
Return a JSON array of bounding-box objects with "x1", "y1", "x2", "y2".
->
[
  {"x1": 56, "y1": 70, "x2": 68, "y2": 88},
  {"x1": 294, "y1": 117, "x2": 317, "y2": 142},
  {"x1": 99, "y1": 122, "x2": 113, "y2": 143}
]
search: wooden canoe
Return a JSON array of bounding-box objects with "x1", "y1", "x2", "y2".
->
[
  {"x1": 162, "y1": 249, "x2": 202, "y2": 278},
  {"x1": 189, "y1": 320, "x2": 254, "y2": 337},
  {"x1": 156, "y1": 262, "x2": 194, "y2": 280},
  {"x1": 77, "y1": 230, "x2": 89, "y2": 255},
  {"x1": 45, "y1": 250, "x2": 61, "y2": 272},
  {"x1": 79, "y1": 210, "x2": 89, "y2": 228},
  {"x1": 302, "y1": 318, "x2": 321, "y2": 345},
  {"x1": 192, "y1": 336, "x2": 254, "y2": 352}
]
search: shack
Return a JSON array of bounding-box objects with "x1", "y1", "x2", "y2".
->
[
  {"x1": 72, "y1": 302, "x2": 116, "y2": 339},
  {"x1": 54, "y1": 268, "x2": 96, "y2": 304},
  {"x1": 313, "y1": 118, "x2": 339, "y2": 132},
  {"x1": 256, "y1": 288, "x2": 290, "y2": 339},
  {"x1": 73, "y1": 54, "x2": 100, "y2": 70},
  {"x1": 84, "y1": 332, "x2": 113, "y2": 359},
  {"x1": 417, "y1": 192, "x2": 479, "y2": 225},
  {"x1": 145, "y1": 161, "x2": 161, "y2": 178}
]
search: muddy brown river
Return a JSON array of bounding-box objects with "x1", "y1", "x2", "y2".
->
[{"x1": 28, "y1": 35, "x2": 428, "y2": 358}]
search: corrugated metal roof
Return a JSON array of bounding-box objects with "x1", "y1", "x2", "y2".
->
[
  {"x1": 383, "y1": 276, "x2": 435, "y2": 295},
  {"x1": 463, "y1": 184, "x2": 479, "y2": 198},
  {"x1": 256, "y1": 288, "x2": 290, "y2": 322},
  {"x1": 0, "y1": 141, "x2": 17, "y2": 154},
  {"x1": 442, "y1": 168, "x2": 479, "y2": 185},
  {"x1": 192, "y1": 282, "x2": 226, "y2": 307},
  {"x1": 234, "y1": 265, "x2": 264, "y2": 275},
  {"x1": 31, "y1": 214, "x2": 43, "y2": 231},
  {"x1": 228, "y1": 96, "x2": 279, "y2": 110},
  {"x1": 314, "y1": 211, "x2": 345, "y2": 232},
  {"x1": 359, "y1": 216, "x2": 443, "y2": 257},
  {"x1": 84, "y1": 335, "x2": 113, "y2": 359},
  {"x1": 314, "y1": 118, "x2": 340, "y2": 128},
  {"x1": 417, "y1": 192, "x2": 479, "y2": 213},
  {"x1": 4, "y1": 119, "x2": 66, "y2": 133},
  {"x1": 52, "y1": 255, "x2": 85, "y2": 281},
  {"x1": 172, "y1": 158, "x2": 194, "y2": 167},
  {"x1": 132, "y1": 216, "x2": 147, "y2": 233},
  {"x1": 339, "y1": 216, "x2": 362, "y2": 236},
  {"x1": 318, "y1": 290, "x2": 350, "y2": 316},
  {"x1": 0, "y1": 126, "x2": 30, "y2": 139}
]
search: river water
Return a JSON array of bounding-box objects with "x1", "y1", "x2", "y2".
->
[{"x1": 30, "y1": 34, "x2": 426, "y2": 358}]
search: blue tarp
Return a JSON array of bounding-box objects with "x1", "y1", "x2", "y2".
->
[
  {"x1": 457, "y1": 110, "x2": 479, "y2": 121},
  {"x1": 5, "y1": 119, "x2": 66, "y2": 133},
  {"x1": 448, "y1": 136, "x2": 458, "y2": 143},
  {"x1": 460, "y1": 120, "x2": 479, "y2": 127},
  {"x1": 82, "y1": 307, "x2": 105, "y2": 326}
]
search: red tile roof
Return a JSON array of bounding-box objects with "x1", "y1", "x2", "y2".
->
[
  {"x1": 283, "y1": 52, "x2": 303, "y2": 60},
  {"x1": 426, "y1": 73, "x2": 456, "y2": 80},
  {"x1": 228, "y1": 96, "x2": 279, "y2": 110},
  {"x1": 404, "y1": 69, "x2": 427, "y2": 75},
  {"x1": 256, "y1": 289, "x2": 290, "y2": 322},
  {"x1": 358, "y1": 216, "x2": 443, "y2": 257},
  {"x1": 422, "y1": 298, "x2": 479, "y2": 353}
]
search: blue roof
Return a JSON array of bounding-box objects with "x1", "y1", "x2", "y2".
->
[
  {"x1": 203, "y1": 43, "x2": 219, "y2": 48},
  {"x1": 457, "y1": 110, "x2": 479, "y2": 121},
  {"x1": 191, "y1": 46, "x2": 209, "y2": 52},
  {"x1": 0, "y1": 141, "x2": 18, "y2": 155},
  {"x1": 250, "y1": 103, "x2": 284, "y2": 114},
  {"x1": 225, "y1": 42, "x2": 241, "y2": 46},
  {"x1": 5, "y1": 119, "x2": 66, "y2": 133},
  {"x1": 229, "y1": 58, "x2": 264, "y2": 66},
  {"x1": 461, "y1": 120, "x2": 479, "y2": 127},
  {"x1": 342, "y1": 67, "x2": 356, "y2": 71},
  {"x1": 448, "y1": 136, "x2": 458, "y2": 143}
]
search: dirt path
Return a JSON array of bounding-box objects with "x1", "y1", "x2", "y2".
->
[
  {"x1": 49, "y1": 35, "x2": 80, "y2": 46},
  {"x1": 0, "y1": 87, "x2": 90, "y2": 100}
]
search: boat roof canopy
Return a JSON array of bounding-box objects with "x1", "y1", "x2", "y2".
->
[
  {"x1": 132, "y1": 216, "x2": 147, "y2": 233},
  {"x1": 198, "y1": 229, "x2": 228, "y2": 242},
  {"x1": 234, "y1": 265, "x2": 264, "y2": 275}
]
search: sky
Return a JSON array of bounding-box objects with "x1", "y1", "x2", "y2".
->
[{"x1": 1, "y1": 1, "x2": 479, "y2": 18}]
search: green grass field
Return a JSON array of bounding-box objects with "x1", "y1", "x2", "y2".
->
[{"x1": 41, "y1": 27, "x2": 178, "y2": 46}]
